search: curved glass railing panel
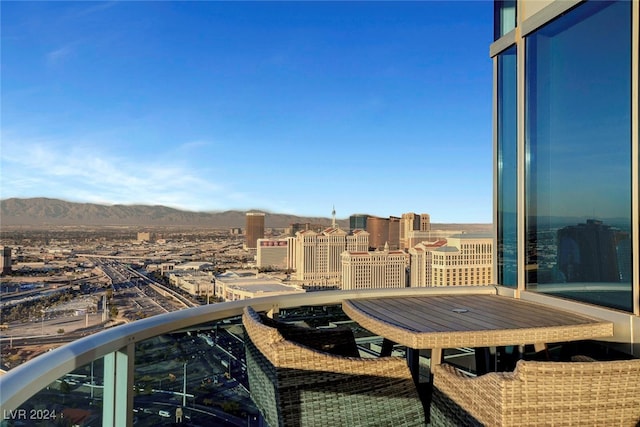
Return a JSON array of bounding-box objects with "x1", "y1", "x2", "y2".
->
[
  {"x1": 10, "y1": 358, "x2": 107, "y2": 427},
  {"x1": 0, "y1": 287, "x2": 498, "y2": 426}
]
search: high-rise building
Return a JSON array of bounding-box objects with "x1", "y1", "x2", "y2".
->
[
  {"x1": 366, "y1": 216, "x2": 389, "y2": 250},
  {"x1": 400, "y1": 213, "x2": 420, "y2": 249},
  {"x1": 341, "y1": 244, "x2": 407, "y2": 290},
  {"x1": 289, "y1": 223, "x2": 310, "y2": 236},
  {"x1": 557, "y1": 220, "x2": 621, "y2": 283},
  {"x1": 420, "y1": 214, "x2": 431, "y2": 232},
  {"x1": 388, "y1": 216, "x2": 400, "y2": 250},
  {"x1": 400, "y1": 213, "x2": 431, "y2": 249},
  {"x1": 0, "y1": 246, "x2": 11, "y2": 275},
  {"x1": 493, "y1": 0, "x2": 637, "y2": 317},
  {"x1": 430, "y1": 234, "x2": 493, "y2": 287},
  {"x1": 349, "y1": 214, "x2": 368, "y2": 231},
  {"x1": 408, "y1": 240, "x2": 447, "y2": 287},
  {"x1": 293, "y1": 227, "x2": 369, "y2": 288},
  {"x1": 245, "y1": 212, "x2": 265, "y2": 250}
]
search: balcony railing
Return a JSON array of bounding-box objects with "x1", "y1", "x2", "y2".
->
[{"x1": 1, "y1": 287, "x2": 499, "y2": 426}]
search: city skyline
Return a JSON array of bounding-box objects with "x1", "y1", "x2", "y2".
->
[{"x1": 1, "y1": 1, "x2": 494, "y2": 223}]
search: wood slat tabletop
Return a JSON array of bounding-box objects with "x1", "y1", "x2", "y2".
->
[{"x1": 343, "y1": 294, "x2": 613, "y2": 349}]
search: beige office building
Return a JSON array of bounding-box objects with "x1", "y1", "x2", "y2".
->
[
  {"x1": 408, "y1": 240, "x2": 447, "y2": 287},
  {"x1": 400, "y1": 213, "x2": 419, "y2": 250},
  {"x1": 341, "y1": 244, "x2": 407, "y2": 290},
  {"x1": 400, "y1": 213, "x2": 431, "y2": 249},
  {"x1": 431, "y1": 234, "x2": 493, "y2": 287},
  {"x1": 257, "y1": 238, "x2": 290, "y2": 269},
  {"x1": 294, "y1": 228, "x2": 368, "y2": 288},
  {"x1": 420, "y1": 214, "x2": 431, "y2": 232}
]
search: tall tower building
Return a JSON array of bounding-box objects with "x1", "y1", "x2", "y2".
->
[
  {"x1": 349, "y1": 214, "x2": 368, "y2": 231},
  {"x1": 398, "y1": 213, "x2": 432, "y2": 249},
  {"x1": 420, "y1": 214, "x2": 431, "y2": 232},
  {"x1": 557, "y1": 220, "x2": 620, "y2": 283},
  {"x1": 0, "y1": 246, "x2": 11, "y2": 275},
  {"x1": 388, "y1": 216, "x2": 400, "y2": 250},
  {"x1": 366, "y1": 216, "x2": 390, "y2": 250},
  {"x1": 245, "y1": 212, "x2": 265, "y2": 250},
  {"x1": 400, "y1": 213, "x2": 421, "y2": 249},
  {"x1": 289, "y1": 223, "x2": 311, "y2": 236}
]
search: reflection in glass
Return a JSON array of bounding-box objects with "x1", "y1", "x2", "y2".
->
[
  {"x1": 497, "y1": 46, "x2": 517, "y2": 287},
  {"x1": 494, "y1": 0, "x2": 516, "y2": 40},
  {"x1": 12, "y1": 358, "x2": 105, "y2": 426},
  {"x1": 525, "y1": 1, "x2": 632, "y2": 311},
  {"x1": 133, "y1": 319, "x2": 260, "y2": 426}
]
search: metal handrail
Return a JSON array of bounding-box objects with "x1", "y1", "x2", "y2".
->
[{"x1": 0, "y1": 286, "x2": 498, "y2": 412}]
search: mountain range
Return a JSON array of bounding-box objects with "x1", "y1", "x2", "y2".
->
[
  {"x1": 0, "y1": 198, "x2": 349, "y2": 228},
  {"x1": 0, "y1": 198, "x2": 492, "y2": 231}
]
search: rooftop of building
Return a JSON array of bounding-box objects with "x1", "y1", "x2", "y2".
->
[
  {"x1": 448, "y1": 232, "x2": 493, "y2": 239},
  {"x1": 434, "y1": 246, "x2": 461, "y2": 253},
  {"x1": 217, "y1": 269, "x2": 259, "y2": 278},
  {"x1": 173, "y1": 261, "x2": 214, "y2": 270},
  {"x1": 222, "y1": 278, "x2": 304, "y2": 294}
]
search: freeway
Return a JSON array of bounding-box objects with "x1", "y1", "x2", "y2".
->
[{"x1": 93, "y1": 258, "x2": 197, "y2": 309}]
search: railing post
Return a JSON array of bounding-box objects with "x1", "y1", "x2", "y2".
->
[
  {"x1": 267, "y1": 303, "x2": 280, "y2": 319},
  {"x1": 103, "y1": 344, "x2": 134, "y2": 427}
]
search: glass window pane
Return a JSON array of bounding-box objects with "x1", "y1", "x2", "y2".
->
[
  {"x1": 494, "y1": 0, "x2": 517, "y2": 39},
  {"x1": 497, "y1": 45, "x2": 517, "y2": 287},
  {"x1": 525, "y1": 1, "x2": 632, "y2": 311}
]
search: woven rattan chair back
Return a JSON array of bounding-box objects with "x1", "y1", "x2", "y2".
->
[
  {"x1": 431, "y1": 359, "x2": 640, "y2": 426},
  {"x1": 243, "y1": 306, "x2": 427, "y2": 427}
]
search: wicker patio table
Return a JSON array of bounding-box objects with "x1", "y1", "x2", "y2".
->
[{"x1": 343, "y1": 293, "x2": 614, "y2": 370}]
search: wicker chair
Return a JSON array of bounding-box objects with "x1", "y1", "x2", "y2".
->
[
  {"x1": 242, "y1": 306, "x2": 426, "y2": 427},
  {"x1": 430, "y1": 359, "x2": 640, "y2": 426},
  {"x1": 257, "y1": 312, "x2": 360, "y2": 357}
]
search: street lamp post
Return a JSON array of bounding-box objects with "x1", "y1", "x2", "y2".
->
[
  {"x1": 182, "y1": 362, "x2": 187, "y2": 407},
  {"x1": 90, "y1": 360, "x2": 94, "y2": 399}
]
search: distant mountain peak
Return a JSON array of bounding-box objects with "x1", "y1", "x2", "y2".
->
[{"x1": 0, "y1": 198, "x2": 343, "y2": 228}]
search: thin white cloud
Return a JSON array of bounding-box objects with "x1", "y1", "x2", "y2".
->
[
  {"x1": 0, "y1": 135, "x2": 231, "y2": 211},
  {"x1": 177, "y1": 140, "x2": 212, "y2": 151},
  {"x1": 46, "y1": 44, "x2": 75, "y2": 66},
  {"x1": 70, "y1": 1, "x2": 119, "y2": 19}
]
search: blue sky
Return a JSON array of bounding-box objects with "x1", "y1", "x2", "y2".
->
[{"x1": 1, "y1": 1, "x2": 493, "y2": 223}]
